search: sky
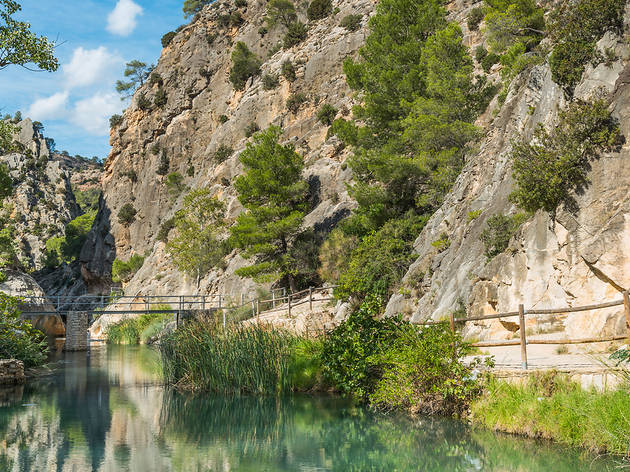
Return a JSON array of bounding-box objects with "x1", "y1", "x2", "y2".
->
[{"x1": 0, "y1": 0, "x2": 185, "y2": 159}]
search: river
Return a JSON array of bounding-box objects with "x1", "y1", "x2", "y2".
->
[{"x1": 0, "y1": 344, "x2": 621, "y2": 471}]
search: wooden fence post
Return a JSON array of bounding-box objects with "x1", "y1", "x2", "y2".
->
[
  {"x1": 309, "y1": 287, "x2": 313, "y2": 311},
  {"x1": 288, "y1": 293, "x2": 292, "y2": 317},
  {"x1": 272, "y1": 290, "x2": 276, "y2": 309},
  {"x1": 624, "y1": 291, "x2": 630, "y2": 343},
  {"x1": 519, "y1": 304, "x2": 528, "y2": 370}
]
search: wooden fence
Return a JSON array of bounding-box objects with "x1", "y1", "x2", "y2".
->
[{"x1": 424, "y1": 291, "x2": 630, "y2": 370}]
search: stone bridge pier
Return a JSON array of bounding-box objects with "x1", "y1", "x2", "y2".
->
[{"x1": 64, "y1": 312, "x2": 88, "y2": 351}]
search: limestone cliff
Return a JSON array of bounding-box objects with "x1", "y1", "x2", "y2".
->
[{"x1": 82, "y1": 0, "x2": 372, "y2": 299}]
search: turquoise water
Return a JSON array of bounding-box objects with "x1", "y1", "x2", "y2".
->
[{"x1": 0, "y1": 344, "x2": 622, "y2": 471}]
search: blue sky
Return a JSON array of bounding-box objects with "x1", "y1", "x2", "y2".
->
[{"x1": 0, "y1": 0, "x2": 185, "y2": 159}]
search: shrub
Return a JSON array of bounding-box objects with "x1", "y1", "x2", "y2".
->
[
  {"x1": 326, "y1": 118, "x2": 358, "y2": 145},
  {"x1": 318, "y1": 227, "x2": 357, "y2": 282},
  {"x1": 117, "y1": 203, "x2": 137, "y2": 226},
  {"x1": 475, "y1": 45, "x2": 487, "y2": 63},
  {"x1": 0, "y1": 293, "x2": 48, "y2": 368},
  {"x1": 481, "y1": 52, "x2": 500, "y2": 73},
  {"x1": 316, "y1": 104, "x2": 337, "y2": 125},
  {"x1": 218, "y1": 13, "x2": 231, "y2": 28},
  {"x1": 283, "y1": 22, "x2": 308, "y2": 49},
  {"x1": 307, "y1": 0, "x2": 332, "y2": 21},
  {"x1": 157, "y1": 217, "x2": 175, "y2": 243},
  {"x1": 109, "y1": 114, "x2": 123, "y2": 128},
  {"x1": 480, "y1": 213, "x2": 529, "y2": 259},
  {"x1": 111, "y1": 253, "x2": 145, "y2": 283},
  {"x1": 218, "y1": 114, "x2": 228, "y2": 123},
  {"x1": 156, "y1": 151, "x2": 170, "y2": 176},
  {"x1": 281, "y1": 60, "x2": 296, "y2": 81},
  {"x1": 244, "y1": 122, "x2": 260, "y2": 137},
  {"x1": 262, "y1": 73, "x2": 279, "y2": 90},
  {"x1": 229, "y1": 42, "x2": 261, "y2": 90},
  {"x1": 235, "y1": 0, "x2": 247, "y2": 7},
  {"x1": 230, "y1": 11, "x2": 244, "y2": 27},
  {"x1": 161, "y1": 31, "x2": 176, "y2": 48},
  {"x1": 166, "y1": 172, "x2": 185, "y2": 196},
  {"x1": 467, "y1": 7, "x2": 484, "y2": 31},
  {"x1": 149, "y1": 71, "x2": 163, "y2": 87},
  {"x1": 107, "y1": 312, "x2": 170, "y2": 344},
  {"x1": 510, "y1": 99, "x2": 621, "y2": 213},
  {"x1": 154, "y1": 88, "x2": 167, "y2": 107},
  {"x1": 214, "y1": 144, "x2": 233, "y2": 162},
  {"x1": 339, "y1": 14, "x2": 362, "y2": 32},
  {"x1": 258, "y1": 26, "x2": 268, "y2": 36},
  {"x1": 265, "y1": 0, "x2": 297, "y2": 28},
  {"x1": 136, "y1": 92, "x2": 151, "y2": 110},
  {"x1": 286, "y1": 93, "x2": 307, "y2": 113},
  {"x1": 549, "y1": 0, "x2": 625, "y2": 94}
]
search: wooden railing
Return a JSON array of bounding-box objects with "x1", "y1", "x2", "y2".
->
[{"x1": 423, "y1": 291, "x2": 630, "y2": 370}]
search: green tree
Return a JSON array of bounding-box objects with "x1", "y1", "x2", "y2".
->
[
  {"x1": 166, "y1": 188, "x2": 227, "y2": 286},
  {"x1": 229, "y1": 126, "x2": 309, "y2": 289},
  {"x1": 0, "y1": 292, "x2": 48, "y2": 367},
  {"x1": 266, "y1": 0, "x2": 297, "y2": 28},
  {"x1": 0, "y1": 164, "x2": 11, "y2": 200},
  {"x1": 183, "y1": 0, "x2": 211, "y2": 18},
  {"x1": 116, "y1": 60, "x2": 154, "y2": 99},
  {"x1": 483, "y1": 0, "x2": 544, "y2": 54},
  {"x1": 307, "y1": 0, "x2": 332, "y2": 21},
  {"x1": 229, "y1": 42, "x2": 261, "y2": 90}
]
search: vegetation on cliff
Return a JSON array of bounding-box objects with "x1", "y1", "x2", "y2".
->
[{"x1": 0, "y1": 293, "x2": 48, "y2": 367}]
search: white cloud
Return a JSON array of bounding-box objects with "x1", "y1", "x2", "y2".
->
[
  {"x1": 70, "y1": 92, "x2": 121, "y2": 135},
  {"x1": 63, "y1": 46, "x2": 122, "y2": 89},
  {"x1": 26, "y1": 92, "x2": 69, "y2": 121},
  {"x1": 106, "y1": 0, "x2": 143, "y2": 36}
]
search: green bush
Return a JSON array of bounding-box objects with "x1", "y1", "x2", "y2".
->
[
  {"x1": 109, "y1": 114, "x2": 123, "y2": 128},
  {"x1": 156, "y1": 151, "x2": 169, "y2": 176},
  {"x1": 262, "y1": 73, "x2": 279, "y2": 90},
  {"x1": 288, "y1": 338, "x2": 328, "y2": 391},
  {"x1": 230, "y1": 11, "x2": 244, "y2": 27},
  {"x1": 475, "y1": 45, "x2": 487, "y2": 63},
  {"x1": 235, "y1": 0, "x2": 247, "y2": 7},
  {"x1": 214, "y1": 144, "x2": 233, "y2": 162},
  {"x1": 107, "y1": 312, "x2": 170, "y2": 344},
  {"x1": 510, "y1": 98, "x2": 621, "y2": 213},
  {"x1": 117, "y1": 203, "x2": 137, "y2": 226},
  {"x1": 111, "y1": 254, "x2": 145, "y2": 283},
  {"x1": 244, "y1": 122, "x2": 260, "y2": 137},
  {"x1": 157, "y1": 217, "x2": 175, "y2": 243},
  {"x1": 480, "y1": 213, "x2": 529, "y2": 259},
  {"x1": 318, "y1": 227, "x2": 357, "y2": 283},
  {"x1": 281, "y1": 60, "x2": 296, "y2": 81},
  {"x1": 326, "y1": 118, "x2": 358, "y2": 145},
  {"x1": 286, "y1": 93, "x2": 307, "y2": 113},
  {"x1": 283, "y1": 22, "x2": 308, "y2": 48},
  {"x1": 339, "y1": 14, "x2": 362, "y2": 32},
  {"x1": 481, "y1": 52, "x2": 500, "y2": 73},
  {"x1": 166, "y1": 172, "x2": 185, "y2": 196},
  {"x1": 265, "y1": 0, "x2": 297, "y2": 28},
  {"x1": 0, "y1": 293, "x2": 48, "y2": 367},
  {"x1": 467, "y1": 6, "x2": 484, "y2": 31},
  {"x1": 218, "y1": 114, "x2": 228, "y2": 123},
  {"x1": 149, "y1": 71, "x2": 163, "y2": 87},
  {"x1": 229, "y1": 42, "x2": 261, "y2": 90},
  {"x1": 136, "y1": 92, "x2": 151, "y2": 110},
  {"x1": 307, "y1": 0, "x2": 332, "y2": 21},
  {"x1": 316, "y1": 104, "x2": 337, "y2": 125},
  {"x1": 44, "y1": 211, "x2": 96, "y2": 264},
  {"x1": 161, "y1": 31, "x2": 176, "y2": 48},
  {"x1": 549, "y1": 0, "x2": 624, "y2": 94},
  {"x1": 154, "y1": 88, "x2": 167, "y2": 107}
]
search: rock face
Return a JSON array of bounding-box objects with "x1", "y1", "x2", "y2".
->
[
  {"x1": 82, "y1": 0, "x2": 371, "y2": 300},
  {"x1": 0, "y1": 360, "x2": 25, "y2": 384},
  {"x1": 386, "y1": 25, "x2": 630, "y2": 341},
  {"x1": 0, "y1": 120, "x2": 81, "y2": 269},
  {"x1": 0, "y1": 270, "x2": 65, "y2": 337}
]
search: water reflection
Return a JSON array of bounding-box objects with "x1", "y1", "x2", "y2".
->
[{"x1": 0, "y1": 345, "x2": 622, "y2": 471}]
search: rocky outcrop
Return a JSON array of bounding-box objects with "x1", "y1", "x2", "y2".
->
[
  {"x1": 0, "y1": 360, "x2": 25, "y2": 384},
  {"x1": 386, "y1": 25, "x2": 630, "y2": 341},
  {"x1": 82, "y1": 0, "x2": 370, "y2": 299}
]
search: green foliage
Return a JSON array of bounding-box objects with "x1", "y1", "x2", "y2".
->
[
  {"x1": 317, "y1": 227, "x2": 357, "y2": 283},
  {"x1": 326, "y1": 118, "x2": 358, "y2": 145},
  {"x1": 481, "y1": 51, "x2": 500, "y2": 73},
  {"x1": 0, "y1": 120, "x2": 17, "y2": 153},
  {"x1": 160, "y1": 320, "x2": 299, "y2": 393},
  {"x1": 471, "y1": 373, "x2": 630, "y2": 454},
  {"x1": 136, "y1": 92, "x2": 151, "y2": 110},
  {"x1": 183, "y1": 0, "x2": 211, "y2": 18},
  {"x1": 336, "y1": 214, "x2": 427, "y2": 305},
  {"x1": 431, "y1": 233, "x2": 450, "y2": 252},
  {"x1": 510, "y1": 98, "x2": 622, "y2": 213},
  {"x1": 235, "y1": 0, "x2": 247, "y2": 7},
  {"x1": 261, "y1": 72, "x2": 279, "y2": 90},
  {"x1": 161, "y1": 31, "x2": 176, "y2": 48},
  {"x1": 307, "y1": 0, "x2": 332, "y2": 21},
  {"x1": 229, "y1": 41, "x2": 261, "y2": 90},
  {"x1": 117, "y1": 203, "x2": 137, "y2": 226},
  {"x1": 72, "y1": 185, "x2": 101, "y2": 212},
  {"x1": 287, "y1": 338, "x2": 328, "y2": 391},
  {"x1": 218, "y1": 114, "x2": 229, "y2": 123},
  {"x1": 548, "y1": 0, "x2": 625, "y2": 94},
  {"x1": 0, "y1": 293, "x2": 48, "y2": 367},
  {"x1": 109, "y1": 114, "x2": 123, "y2": 128},
  {"x1": 230, "y1": 11, "x2": 244, "y2": 27},
  {"x1": 339, "y1": 14, "x2": 362, "y2": 32},
  {"x1": 106, "y1": 312, "x2": 170, "y2": 344},
  {"x1": 116, "y1": 60, "x2": 153, "y2": 99},
  {"x1": 165, "y1": 172, "x2": 185, "y2": 196},
  {"x1": 316, "y1": 104, "x2": 337, "y2": 125},
  {"x1": 283, "y1": 22, "x2": 308, "y2": 48},
  {"x1": 44, "y1": 211, "x2": 96, "y2": 264},
  {"x1": 480, "y1": 213, "x2": 529, "y2": 259},
  {"x1": 229, "y1": 126, "x2": 309, "y2": 288},
  {"x1": 467, "y1": 6, "x2": 484, "y2": 31},
  {"x1": 244, "y1": 121, "x2": 260, "y2": 138},
  {"x1": 214, "y1": 143, "x2": 233, "y2": 162},
  {"x1": 157, "y1": 217, "x2": 175, "y2": 243},
  {"x1": 483, "y1": 0, "x2": 544, "y2": 55},
  {"x1": 149, "y1": 71, "x2": 163, "y2": 86},
  {"x1": 111, "y1": 254, "x2": 145, "y2": 283},
  {"x1": 154, "y1": 88, "x2": 167, "y2": 107},
  {"x1": 265, "y1": 0, "x2": 297, "y2": 28},
  {"x1": 467, "y1": 209, "x2": 482, "y2": 221},
  {"x1": 156, "y1": 151, "x2": 169, "y2": 175},
  {"x1": 0, "y1": 163, "x2": 12, "y2": 200},
  {"x1": 166, "y1": 188, "x2": 227, "y2": 283},
  {"x1": 0, "y1": 0, "x2": 58, "y2": 71},
  {"x1": 286, "y1": 93, "x2": 307, "y2": 113},
  {"x1": 281, "y1": 60, "x2": 296, "y2": 81}
]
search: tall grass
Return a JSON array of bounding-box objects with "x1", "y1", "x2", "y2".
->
[
  {"x1": 471, "y1": 371, "x2": 630, "y2": 455},
  {"x1": 106, "y1": 311, "x2": 172, "y2": 344},
  {"x1": 159, "y1": 320, "x2": 326, "y2": 393}
]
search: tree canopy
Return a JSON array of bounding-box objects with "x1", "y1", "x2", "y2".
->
[{"x1": 116, "y1": 60, "x2": 154, "y2": 99}]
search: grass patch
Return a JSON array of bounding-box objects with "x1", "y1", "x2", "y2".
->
[
  {"x1": 471, "y1": 372, "x2": 630, "y2": 454},
  {"x1": 106, "y1": 311, "x2": 172, "y2": 345}
]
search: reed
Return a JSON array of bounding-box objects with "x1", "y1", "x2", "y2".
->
[
  {"x1": 160, "y1": 320, "x2": 307, "y2": 394},
  {"x1": 107, "y1": 311, "x2": 172, "y2": 344}
]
